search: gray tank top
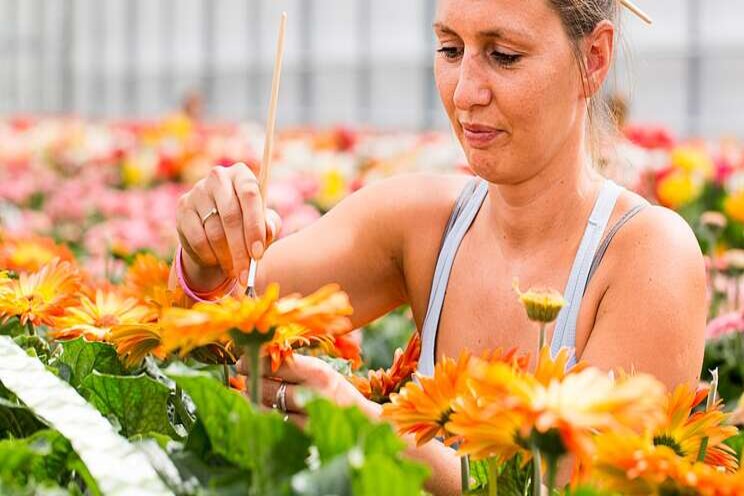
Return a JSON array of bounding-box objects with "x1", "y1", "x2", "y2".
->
[{"x1": 417, "y1": 178, "x2": 647, "y2": 375}]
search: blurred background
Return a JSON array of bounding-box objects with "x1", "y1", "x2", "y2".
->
[
  {"x1": 1, "y1": 0, "x2": 743, "y2": 136},
  {"x1": 1, "y1": 1, "x2": 744, "y2": 388}
]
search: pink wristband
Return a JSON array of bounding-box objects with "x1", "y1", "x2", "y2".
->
[{"x1": 175, "y1": 244, "x2": 238, "y2": 303}]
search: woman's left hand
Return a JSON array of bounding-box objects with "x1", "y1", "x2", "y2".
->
[{"x1": 235, "y1": 354, "x2": 380, "y2": 426}]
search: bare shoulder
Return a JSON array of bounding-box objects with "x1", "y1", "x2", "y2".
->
[
  {"x1": 609, "y1": 194, "x2": 704, "y2": 277},
  {"x1": 583, "y1": 192, "x2": 706, "y2": 387}
]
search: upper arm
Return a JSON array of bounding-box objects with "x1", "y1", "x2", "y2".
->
[
  {"x1": 256, "y1": 174, "x2": 462, "y2": 328},
  {"x1": 581, "y1": 206, "x2": 707, "y2": 390}
]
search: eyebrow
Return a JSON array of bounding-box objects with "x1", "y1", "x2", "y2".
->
[{"x1": 433, "y1": 22, "x2": 533, "y2": 43}]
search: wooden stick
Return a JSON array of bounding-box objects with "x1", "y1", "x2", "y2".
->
[
  {"x1": 258, "y1": 11, "x2": 287, "y2": 205},
  {"x1": 620, "y1": 0, "x2": 653, "y2": 25},
  {"x1": 246, "y1": 12, "x2": 287, "y2": 297}
]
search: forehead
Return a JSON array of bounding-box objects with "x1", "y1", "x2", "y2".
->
[{"x1": 434, "y1": 0, "x2": 562, "y2": 42}]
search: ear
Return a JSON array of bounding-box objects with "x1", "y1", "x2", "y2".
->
[{"x1": 580, "y1": 20, "x2": 615, "y2": 98}]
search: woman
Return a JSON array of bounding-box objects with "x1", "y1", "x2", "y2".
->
[{"x1": 171, "y1": 1, "x2": 706, "y2": 493}]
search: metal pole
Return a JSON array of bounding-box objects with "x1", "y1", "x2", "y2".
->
[
  {"x1": 91, "y1": 0, "x2": 107, "y2": 117},
  {"x1": 248, "y1": 0, "x2": 263, "y2": 119},
  {"x1": 9, "y1": 0, "x2": 19, "y2": 113},
  {"x1": 36, "y1": 0, "x2": 47, "y2": 114},
  {"x1": 357, "y1": 0, "x2": 372, "y2": 124},
  {"x1": 202, "y1": 0, "x2": 216, "y2": 116},
  {"x1": 686, "y1": 0, "x2": 701, "y2": 137},
  {"x1": 299, "y1": 0, "x2": 314, "y2": 123},
  {"x1": 124, "y1": 0, "x2": 139, "y2": 117},
  {"x1": 422, "y1": 0, "x2": 437, "y2": 130},
  {"x1": 60, "y1": 0, "x2": 75, "y2": 114}
]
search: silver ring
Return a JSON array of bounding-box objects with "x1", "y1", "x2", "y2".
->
[
  {"x1": 275, "y1": 381, "x2": 288, "y2": 413},
  {"x1": 200, "y1": 207, "x2": 218, "y2": 226}
]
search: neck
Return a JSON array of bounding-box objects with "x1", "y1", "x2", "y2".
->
[{"x1": 483, "y1": 143, "x2": 602, "y2": 256}]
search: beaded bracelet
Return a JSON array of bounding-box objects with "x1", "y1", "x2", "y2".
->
[{"x1": 175, "y1": 244, "x2": 238, "y2": 303}]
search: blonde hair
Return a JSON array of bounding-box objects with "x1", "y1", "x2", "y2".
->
[{"x1": 547, "y1": 0, "x2": 622, "y2": 164}]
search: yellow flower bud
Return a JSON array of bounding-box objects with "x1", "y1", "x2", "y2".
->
[{"x1": 513, "y1": 280, "x2": 566, "y2": 324}]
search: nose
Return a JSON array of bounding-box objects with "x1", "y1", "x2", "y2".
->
[{"x1": 453, "y1": 51, "x2": 493, "y2": 111}]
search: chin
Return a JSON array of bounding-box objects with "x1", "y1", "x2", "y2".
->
[{"x1": 465, "y1": 151, "x2": 521, "y2": 185}]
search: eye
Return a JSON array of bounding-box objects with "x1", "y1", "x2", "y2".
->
[
  {"x1": 437, "y1": 46, "x2": 463, "y2": 61},
  {"x1": 491, "y1": 50, "x2": 521, "y2": 67}
]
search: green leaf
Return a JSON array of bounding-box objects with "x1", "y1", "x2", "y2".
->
[
  {"x1": 351, "y1": 452, "x2": 429, "y2": 496},
  {"x1": 0, "y1": 317, "x2": 25, "y2": 338},
  {"x1": 14, "y1": 335, "x2": 52, "y2": 363},
  {"x1": 82, "y1": 371, "x2": 178, "y2": 439},
  {"x1": 0, "y1": 337, "x2": 170, "y2": 495},
  {"x1": 0, "y1": 396, "x2": 47, "y2": 439},
  {"x1": 469, "y1": 459, "x2": 490, "y2": 490},
  {"x1": 169, "y1": 369, "x2": 310, "y2": 493},
  {"x1": 58, "y1": 338, "x2": 125, "y2": 388},
  {"x1": 291, "y1": 454, "x2": 352, "y2": 496},
  {"x1": 305, "y1": 397, "x2": 405, "y2": 462}
]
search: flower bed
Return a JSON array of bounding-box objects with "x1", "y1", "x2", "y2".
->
[{"x1": 1, "y1": 116, "x2": 744, "y2": 494}]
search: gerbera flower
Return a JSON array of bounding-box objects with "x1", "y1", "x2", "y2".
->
[
  {"x1": 0, "y1": 233, "x2": 75, "y2": 273},
  {"x1": 0, "y1": 259, "x2": 81, "y2": 327},
  {"x1": 263, "y1": 323, "x2": 335, "y2": 373},
  {"x1": 350, "y1": 331, "x2": 421, "y2": 403},
  {"x1": 275, "y1": 283, "x2": 353, "y2": 335},
  {"x1": 159, "y1": 283, "x2": 354, "y2": 359},
  {"x1": 593, "y1": 431, "x2": 744, "y2": 496},
  {"x1": 122, "y1": 252, "x2": 171, "y2": 304},
  {"x1": 108, "y1": 323, "x2": 166, "y2": 368},
  {"x1": 50, "y1": 289, "x2": 156, "y2": 342},
  {"x1": 382, "y1": 351, "x2": 470, "y2": 446},
  {"x1": 653, "y1": 384, "x2": 738, "y2": 472},
  {"x1": 528, "y1": 369, "x2": 666, "y2": 465},
  {"x1": 159, "y1": 284, "x2": 282, "y2": 356},
  {"x1": 447, "y1": 360, "x2": 533, "y2": 462}
]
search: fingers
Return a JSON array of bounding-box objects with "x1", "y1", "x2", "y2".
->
[
  {"x1": 231, "y1": 163, "x2": 266, "y2": 261},
  {"x1": 259, "y1": 378, "x2": 304, "y2": 413},
  {"x1": 193, "y1": 182, "x2": 234, "y2": 275},
  {"x1": 208, "y1": 166, "x2": 251, "y2": 276},
  {"x1": 265, "y1": 208, "x2": 282, "y2": 245},
  {"x1": 236, "y1": 355, "x2": 331, "y2": 388},
  {"x1": 175, "y1": 162, "x2": 282, "y2": 282}
]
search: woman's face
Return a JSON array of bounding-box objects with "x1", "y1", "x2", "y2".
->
[{"x1": 434, "y1": 0, "x2": 588, "y2": 184}]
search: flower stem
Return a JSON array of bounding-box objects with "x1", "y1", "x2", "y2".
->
[
  {"x1": 545, "y1": 458, "x2": 557, "y2": 496},
  {"x1": 487, "y1": 458, "x2": 499, "y2": 496},
  {"x1": 173, "y1": 385, "x2": 194, "y2": 431},
  {"x1": 25, "y1": 321, "x2": 35, "y2": 336},
  {"x1": 247, "y1": 344, "x2": 261, "y2": 406},
  {"x1": 532, "y1": 445, "x2": 542, "y2": 496},
  {"x1": 460, "y1": 456, "x2": 470, "y2": 493},
  {"x1": 222, "y1": 362, "x2": 230, "y2": 388},
  {"x1": 538, "y1": 323, "x2": 546, "y2": 351}
]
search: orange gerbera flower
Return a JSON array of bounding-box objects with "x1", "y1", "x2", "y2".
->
[
  {"x1": 159, "y1": 284, "x2": 282, "y2": 356},
  {"x1": 263, "y1": 323, "x2": 336, "y2": 372},
  {"x1": 593, "y1": 431, "x2": 744, "y2": 496},
  {"x1": 160, "y1": 283, "x2": 354, "y2": 360},
  {"x1": 109, "y1": 323, "x2": 167, "y2": 367},
  {"x1": 275, "y1": 284, "x2": 353, "y2": 335},
  {"x1": 653, "y1": 384, "x2": 739, "y2": 472},
  {"x1": 330, "y1": 333, "x2": 362, "y2": 369},
  {"x1": 533, "y1": 346, "x2": 587, "y2": 385},
  {"x1": 50, "y1": 289, "x2": 157, "y2": 342},
  {"x1": 448, "y1": 359, "x2": 533, "y2": 462},
  {"x1": 123, "y1": 253, "x2": 171, "y2": 303},
  {"x1": 0, "y1": 233, "x2": 75, "y2": 273},
  {"x1": 350, "y1": 332, "x2": 421, "y2": 403},
  {"x1": 527, "y1": 369, "x2": 666, "y2": 465},
  {"x1": 382, "y1": 351, "x2": 470, "y2": 446},
  {"x1": 0, "y1": 260, "x2": 81, "y2": 327}
]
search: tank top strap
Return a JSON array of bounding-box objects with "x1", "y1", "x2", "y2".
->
[
  {"x1": 550, "y1": 179, "x2": 623, "y2": 363},
  {"x1": 418, "y1": 178, "x2": 488, "y2": 376}
]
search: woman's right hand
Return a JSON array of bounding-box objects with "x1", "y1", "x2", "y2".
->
[{"x1": 175, "y1": 163, "x2": 281, "y2": 289}]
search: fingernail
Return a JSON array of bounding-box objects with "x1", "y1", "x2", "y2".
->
[
  {"x1": 251, "y1": 241, "x2": 264, "y2": 260},
  {"x1": 239, "y1": 270, "x2": 249, "y2": 286}
]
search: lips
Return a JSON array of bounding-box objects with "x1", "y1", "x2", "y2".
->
[{"x1": 461, "y1": 123, "x2": 505, "y2": 149}]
